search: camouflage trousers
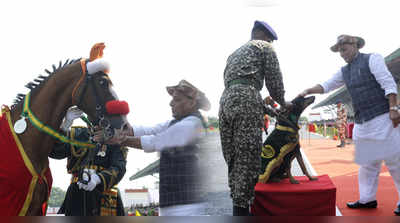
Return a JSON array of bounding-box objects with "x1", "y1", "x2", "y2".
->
[
  {"x1": 338, "y1": 123, "x2": 347, "y2": 140},
  {"x1": 218, "y1": 85, "x2": 264, "y2": 208}
]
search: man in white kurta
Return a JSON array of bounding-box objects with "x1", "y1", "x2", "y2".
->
[{"x1": 298, "y1": 34, "x2": 400, "y2": 215}]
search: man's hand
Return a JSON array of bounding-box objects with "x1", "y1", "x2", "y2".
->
[
  {"x1": 390, "y1": 110, "x2": 400, "y2": 128},
  {"x1": 298, "y1": 89, "x2": 309, "y2": 98},
  {"x1": 93, "y1": 128, "x2": 127, "y2": 145},
  {"x1": 77, "y1": 169, "x2": 101, "y2": 191},
  {"x1": 60, "y1": 106, "x2": 84, "y2": 131},
  {"x1": 264, "y1": 96, "x2": 275, "y2": 107},
  {"x1": 66, "y1": 106, "x2": 84, "y2": 120}
]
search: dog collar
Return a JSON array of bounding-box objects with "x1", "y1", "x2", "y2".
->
[{"x1": 276, "y1": 124, "x2": 297, "y2": 134}]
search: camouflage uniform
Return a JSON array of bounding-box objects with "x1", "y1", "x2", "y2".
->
[
  {"x1": 337, "y1": 104, "x2": 347, "y2": 141},
  {"x1": 219, "y1": 40, "x2": 285, "y2": 207}
]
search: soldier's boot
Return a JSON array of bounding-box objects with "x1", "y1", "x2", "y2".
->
[
  {"x1": 336, "y1": 140, "x2": 345, "y2": 148},
  {"x1": 233, "y1": 205, "x2": 249, "y2": 216}
]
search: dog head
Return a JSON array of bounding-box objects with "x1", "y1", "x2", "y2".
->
[
  {"x1": 290, "y1": 95, "x2": 315, "y2": 117},
  {"x1": 278, "y1": 96, "x2": 315, "y2": 126}
]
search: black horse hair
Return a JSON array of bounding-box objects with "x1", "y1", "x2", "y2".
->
[{"x1": 12, "y1": 58, "x2": 80, "y2": 106}]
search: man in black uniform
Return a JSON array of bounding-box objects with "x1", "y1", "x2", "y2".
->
[{"x1": 49, "y1": 107, "x2": 128, "y2": 216}]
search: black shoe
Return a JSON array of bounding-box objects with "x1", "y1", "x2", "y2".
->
[
  {"x1": 337, "y1": 141, "x2": 345, "y2": 148},
  {"x1": 347, "y1": 200, "x2": 377, "y2": 209},
  {"x1": 394, "y1": 205, "x2": 400, "y2": 216}
]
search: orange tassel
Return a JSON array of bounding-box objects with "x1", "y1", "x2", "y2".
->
[
  {"x1": 89, "y1": 42, "x2": 109, "y2": 73},
  {"x1": 89, "y1": 42, "x2": 105, "y2": 61}
]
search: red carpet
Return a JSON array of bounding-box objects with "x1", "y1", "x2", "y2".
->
[{"x1": 301, "y1": 138, "x2": 398, "y2": 216}]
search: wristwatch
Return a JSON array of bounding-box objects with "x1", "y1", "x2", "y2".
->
[{"x1": 390, "y1": 105, "x2": 400, "y2": 111}]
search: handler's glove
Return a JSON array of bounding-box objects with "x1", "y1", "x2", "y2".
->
[
  {"x1": 77, "y1": 169, "x2": 101, "y2": 191},
  {"x1": 60, "y1": 106, "x2": 84, "y2": 132}
]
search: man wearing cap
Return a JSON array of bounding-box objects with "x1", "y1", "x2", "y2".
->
[
  {"x1": 336, "y1": 101, "x2": 348, "y2": 148},
  {"x1": 219, "y1": 20, "x2": 288, "y2": 216},
  {"x1": 96, "y1": 80, "x2": 211, "y2": 216},
  {"x1": 298, "y1": 35, "x2": 400, "y2": 215}
]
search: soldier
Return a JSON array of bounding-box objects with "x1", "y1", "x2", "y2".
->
[
  {"x1": 218, "y1": 20, "x2": 289, "y2": 216},
  {"x1": 49, "y1": 107, "x2": 128, "y2": 216},
  {"x1": 336, "y1": 101, "x2": 347, "y2": 148}
]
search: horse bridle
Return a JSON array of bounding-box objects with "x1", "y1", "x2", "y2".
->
[
  {"x1": 71, "y1": 59, "x2": 115, "y2": 141},
  {"x1": 71, "y1": 59, "x2": 117, "y2": 208}
]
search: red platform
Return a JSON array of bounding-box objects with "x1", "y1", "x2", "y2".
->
[{"x1": 251, "y1": 174, "x2": 336, "y2": 216}]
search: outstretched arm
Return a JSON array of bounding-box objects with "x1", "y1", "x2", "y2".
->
[
  {"x1": 298, "y1": 84, "x2": 324, "y2": 97},
  {"x1": 299, "y1": 69, "x2": 345, "y2": 98}
]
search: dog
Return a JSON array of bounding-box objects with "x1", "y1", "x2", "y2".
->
[{"x1": 259, "y1": 96, "x2": 317, "y2": 184}]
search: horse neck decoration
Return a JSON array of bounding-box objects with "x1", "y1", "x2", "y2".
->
[{"x1": 0, "y1": 43, "x2": 129, "y2": 216}]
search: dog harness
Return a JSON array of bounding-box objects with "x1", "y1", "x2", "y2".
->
[{"x1": 259, "y1": 124, "x2": 299, "y2": 183}]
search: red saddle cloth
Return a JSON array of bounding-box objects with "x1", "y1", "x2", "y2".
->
[
  {"x1": 251, "y1": 174, "x2": 336, "y2": 216},
  {"x1": 0, "y1": 109, "x2": 52, "y2": 216}
]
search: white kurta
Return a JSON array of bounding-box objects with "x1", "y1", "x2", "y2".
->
[
  {"x1": 132, "y1": 116, "x2": 205, "y2": 153},
  {"x1": 321, "y1": 53, "x2": 400, "y2": 165},
  {"x1": 133, "y1": 116, "x2": 207, "y2": 215}
]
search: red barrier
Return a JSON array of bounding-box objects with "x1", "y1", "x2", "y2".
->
[
  {"x1": 308, "y1": 124, "x2": 315, "y2": 132},
  {"x1": 348, "y1": 123, "x2": 354, "y2": 139}
]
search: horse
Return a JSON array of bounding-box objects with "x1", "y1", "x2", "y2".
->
[{"x1": 0, "y1": 44, "x2": 129, "y2": 216}]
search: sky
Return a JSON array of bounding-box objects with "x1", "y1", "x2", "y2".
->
[{"x1": 1, "y1": 0, "x2": 399, "y2": 191}]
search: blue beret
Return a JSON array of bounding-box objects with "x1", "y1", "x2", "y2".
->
[{"x1": 253, "y1": 20, "x2": 278, "y2": 40}]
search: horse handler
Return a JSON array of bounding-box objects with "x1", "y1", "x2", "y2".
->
[
  {"x1": 299, "y1": 34, "x2": 400, "y2": 215},
  {"x1": 95, "y1": 80, "x2": 211, "y2": 216},
  {"x1": 218, "y1": 20, "x2": 289, "y2": 216},
  {"x1": 49, "y1": 106, "x2": 128, "y2": 216}
]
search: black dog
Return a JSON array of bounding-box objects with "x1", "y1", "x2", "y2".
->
[{"x1": 259, "y1": 96, "x2": 317, "y2": 184}]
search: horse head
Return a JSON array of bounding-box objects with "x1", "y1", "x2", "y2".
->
[{"x1": 70, "y1": 47, "x2": 130, "y2": 140}]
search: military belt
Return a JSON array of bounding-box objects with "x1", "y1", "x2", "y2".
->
[{"x1": 227, "y1": 79, "x2": 253, "y2": 87}]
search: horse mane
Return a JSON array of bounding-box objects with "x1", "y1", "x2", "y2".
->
[{"x1": 12, "y1": 58, "x2": 81, "y2": 107}]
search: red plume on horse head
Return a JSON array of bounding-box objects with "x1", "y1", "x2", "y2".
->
[{"x1": 106, "y1": 100, "x2": 130, "y2": 115}]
